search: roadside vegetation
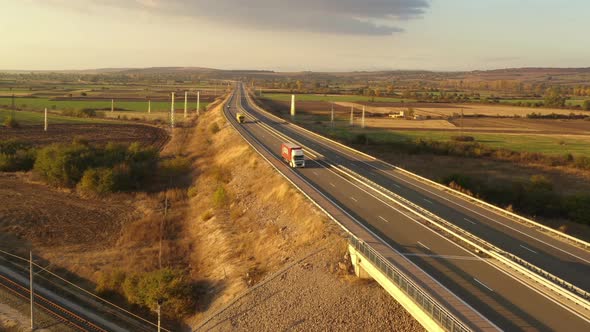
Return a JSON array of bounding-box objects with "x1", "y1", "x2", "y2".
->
[
  {"x1": 444, "y1": 173, "x2": 590, "y2": 225},
  {"x1": 96, "y1": 268, "x2": 197, "y2": 319}
]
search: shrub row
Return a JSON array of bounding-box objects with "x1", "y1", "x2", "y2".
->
[
  {"x1": 34, "y1": 141, "x2": 159, "y2": 193},
  {"x1": 60, "y1": 108, "x2": 102, "y2": 118},
  {"x1": 0, "y1": 140, "x2": 36, "y2": 171},
  {"x1": 442, "y1": 174, "x2": 590, "y2": 225}
]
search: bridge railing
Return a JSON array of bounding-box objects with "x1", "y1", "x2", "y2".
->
[{"x1": 349, "y1": 236, "x2": 471, "y2": 332}]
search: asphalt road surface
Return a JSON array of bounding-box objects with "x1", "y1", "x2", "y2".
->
[{"x1": 225, "y1": 83, "x2": 590, "y2": 331}]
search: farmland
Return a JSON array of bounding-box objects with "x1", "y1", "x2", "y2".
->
[
  {"x1": 332, "y1": 128, "x2": 590, "y2": 157},
  {"x1": 0, "y1": 97, "x2": 210, "y2": 113},
  {"x1": 0, "y1": 109, "x2": 113, "y2": 125},
  {"x1": 260, "y1": 93, "x2": 411, "y2": 103},
  {"x1": 0, "y1": 123, "x2": 168, "y2": 148},
  {"x1": 258, "y1": 98, "x2": 590, "y2": 155}
]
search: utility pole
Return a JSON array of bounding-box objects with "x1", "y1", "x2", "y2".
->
[
  {"x1": 30, "y1": 251, "x2": 34, "y2": 331},
  {"x1": 350, "y1": 105, "x2": 354, "y2": 126},
  {"x1": 44, "y1": 108, "x2": 48, "y2": 132},
  {"x1": 362, "y1": 105, "x2": 366, "y2": 129},
  {"x1": 170, "y1": 92, "x2": 175, "y2": 128},
  {"x1": 196, "y1": 91, "x2": 200, "y2": 116},
  {"x1": 148, "y1": 99, "x2": 151, "y2": 114},
  {"x1": 290, "y1": 94, "x2": 296, "y2": 117},
  {"x1": 111, "y1": 99, "x2": 114, "y2": 113},
  {"x1": 159, "y1": 196, "x2": 167, "y2": 270},
  {"x1": 157, "y1": 299, "x2": 163, "y2": 332},
  {"x1": 184, "y1": 91, "x2": 188, "y2": 119},
  {"x1": 460, "y1": 108, "x2": 464, "y2": 136},
  {"x1": 330, "y1": 102, "x2": 335, "y2": 128}
]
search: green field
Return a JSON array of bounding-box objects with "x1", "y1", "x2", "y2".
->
[
  {"x1": 262, "y1": 93, "x2": 412, "y2": 103},
  {"x1": 0, "y1": 110, "x2": 116, "y2": 125},
  {"x1": 0, "y1": 97, "x2": 208, "y2": 113},
  {"x1": 328, "y1": 127, "x2": 590, "y2": 157}
]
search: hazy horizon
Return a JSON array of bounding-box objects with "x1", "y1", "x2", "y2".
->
[{"x1": 2, "y1": 0, "x2": 589, "y2": 71}]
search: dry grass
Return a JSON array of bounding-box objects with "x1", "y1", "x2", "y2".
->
[
  {"x1": 181, "y1": 99, "x2": 340, "y2": 326},
  {"x1": 1, "y1": 96, "x2": 347, "y2": 327}
]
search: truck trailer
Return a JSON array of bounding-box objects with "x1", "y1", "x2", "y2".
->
[{"x1": 281, "y1": 143, "x2": 305, "y2": 168}]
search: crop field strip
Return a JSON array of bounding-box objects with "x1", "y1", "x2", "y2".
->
[{"x1": 0, "y1": 97, "x2": 210, "y2": 113}]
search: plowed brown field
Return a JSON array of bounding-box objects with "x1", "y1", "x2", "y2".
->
[{"x1": 0, "y1": 123, "x2": 169, "y2": 148}]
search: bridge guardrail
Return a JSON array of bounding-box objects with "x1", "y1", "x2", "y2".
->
[{"x1": 349, "y1": 237, "x2": 471, "y2": 332}]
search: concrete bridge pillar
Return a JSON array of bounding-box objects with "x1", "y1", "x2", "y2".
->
[{"x1": 349, "y1": 245, "x2": 373, "y2": 280}]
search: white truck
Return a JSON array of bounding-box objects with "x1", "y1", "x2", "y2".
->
[{"x1": 281, "y1": 143, "x2": 305, "y2": 168}]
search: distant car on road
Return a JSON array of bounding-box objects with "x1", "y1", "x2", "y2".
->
[{"x1": 236, "y1": 113, "x2": 245, "y2": 123}]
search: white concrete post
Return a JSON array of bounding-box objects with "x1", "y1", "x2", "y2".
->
[
  {"x1": 111, "y1": 99, "x2": 114, "y2": 113},
  {"x1": 350, "y1": 105, "x2": 354, "y2": 126},
  {"x1": 44, "y1": 108, "x2": 48, "y2": 132},
  {"x1": 148, "y1": 100, "x2": 151, "y2": 114},
  {"x1": 290, "y1": 94, "x2": 296, "y2": 117},
  {"x1": 331, "y1": 102, "x2": 334, "y2": 128},
  {"x1": 197, "y1": 91, "x2": 201, "y2": 115},
  {"x1": 184, "y1": 91, "x2": 188, "y2": 119},
  {"x1": 362, "y1": 106, "x2": 366, "y2": 129},
  {"x1": 170, "y1": 92, "x2": 175, "y2": 128}
]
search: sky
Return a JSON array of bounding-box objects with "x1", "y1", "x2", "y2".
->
[{"x1": 1, "y1": 0, "x2": 589, "y2": 71}]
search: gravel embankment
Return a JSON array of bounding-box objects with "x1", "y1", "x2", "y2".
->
[{"x1": 195, "y1": 246, "x2": 424, "y2": 332}]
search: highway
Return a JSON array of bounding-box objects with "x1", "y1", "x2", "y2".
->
[{"x1": 225, "y1": 83, "x2": 590, "y2": 331}]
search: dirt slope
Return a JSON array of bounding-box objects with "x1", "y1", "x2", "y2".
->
[{"x1": 181, "y1": 100, "x2": 422, "y2": 331}]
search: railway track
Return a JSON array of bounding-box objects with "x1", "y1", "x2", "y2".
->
[{"x1": 0, "y1": 273, "x2": 107, "y2": 332}]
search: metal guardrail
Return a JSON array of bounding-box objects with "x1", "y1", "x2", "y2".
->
[
  {"x1": 350, "y1": 237, "x2": 471, "y2": 332},
  {"x1": 229, "y1": 87, "x2": 476, "y2": 331}
]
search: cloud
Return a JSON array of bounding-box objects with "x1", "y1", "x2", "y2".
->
[{"x1": 42, "y1": 0, "x2": 430, "y2": 35}]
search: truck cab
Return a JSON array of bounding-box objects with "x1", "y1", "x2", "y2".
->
[
  {"x1": 236, "y1": 113, "x2": 245, "y2": 123},
  {"x1": 281, "y1": 143, "x2": 305, "y2": 168}
]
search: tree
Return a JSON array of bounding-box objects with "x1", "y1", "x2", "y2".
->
[
  {"x1": 544, "y1": 88, "x2": 566, "y2": 108},
  {"x1": 296, "y1": 80, "x2": 303, "y2": 91}
]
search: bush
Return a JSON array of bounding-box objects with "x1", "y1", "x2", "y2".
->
[
  {"x1": 451, "y1": 135, "x2": 475, "y2": 142},
  {"x1": 583, "y1": 100, "x2": 590, "y2": 111},
  {"x1": 34, "y1": 140, "x2": 158, "y2": 190},
  {"x1": 209, "y1": 122, "x2": 220, "y2": 134},
  {"x1": 61, "y1": 108, "x2": 98, "y2": 118},
  {"x1": 97, "y1": 269, "x2": 196, "y2": 318},
  {"x1": 3, "y1": 116, "x2": 19, "y2": 128},
  {"x1": 78, "y1": 168, "x2": 115, "y2": 195},
  {"x1": 34, "y1": 143, "x2": 95, "y2": 187},
  {"x1": 96, "y1": 270, "x2": 126, "y2": 295},
  {"x1": 213, "y1": 185, "x2": 227, "y2": 208},
  {"x1": 0, "y1": 140, "x2": 36, "y2": 172},
  {"x1": 565, "y1": 194, "x2": 590, "y2": 225},
  {"x1": 122, "y1": 269, "x2": 196, "y2": 318}
]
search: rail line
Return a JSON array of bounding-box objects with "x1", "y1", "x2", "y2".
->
[{"x1": 0, "y1": 273, "x2": 107, "y2": 332}]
